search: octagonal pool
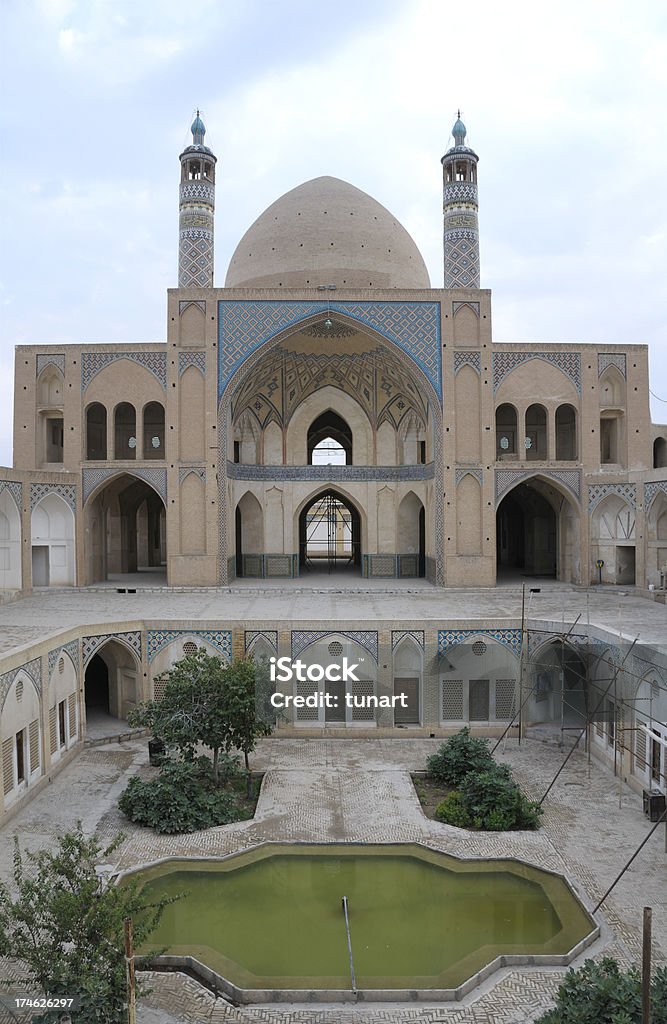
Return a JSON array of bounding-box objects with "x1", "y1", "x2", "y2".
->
[{"x1": 126, "y1": 843, "x2": 598, "y2": 1002}]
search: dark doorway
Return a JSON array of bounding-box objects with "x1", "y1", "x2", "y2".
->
[
  {"x1": 235, "y1": 505, "x2": 243, "y2": 577},
  {"x1": 299, "y1": 491, "x2": 361, "y2": 574},
  {"x1": 85, "y1": 654, "x2": 110, "y2": 712},
  {"x1": 496, "y1": 482, "x2": 557, "y2": 578},
  {"x1": 418, "y1": 505, "x2": 426, "y2": 578}
]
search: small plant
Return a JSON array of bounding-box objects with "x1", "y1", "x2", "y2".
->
[
  {"x1": 434, "y1": 790, "x2": 471, "y2": 827},
  {"x1": 534, "y1": 955, "x2": 667, "y2": 1023},
  {"x1": 426, "y1": 727, "x2": 495, "y2": 787}
]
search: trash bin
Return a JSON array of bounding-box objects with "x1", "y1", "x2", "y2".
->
[{"x1": 148, "y1": 738, "x2": 166, "y2": 766}]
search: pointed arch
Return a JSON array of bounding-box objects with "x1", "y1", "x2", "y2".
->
[
  {"x1": 84, "y1": 637, "x2": 140, "y2": 721},
  {"x1": 31, "y1": 492, "x2": 75, "y2": 586},
  {"x1": 0, "y1": 488, "x2": 22, "y2": 590},
  {"x1": 393, "y1": 633, "x2": 423, "y2": 724},
  {"x1": 83, "y1": 472, "x2": 167, "y2": 584},
  {"x1": 496, "y1": 474, "x2": 580, "y2": 583}
]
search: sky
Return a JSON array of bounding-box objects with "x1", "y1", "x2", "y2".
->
[{"x1": 1, "y1": 0, "x2": 666, "y2": 467}]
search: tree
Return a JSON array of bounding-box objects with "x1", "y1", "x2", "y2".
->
[
  {"x1": 128, "y1": 650, "x2": 272, "y2": 786},
  {"x1": 218, "y1": 657, "x2": 273, "y2": 793},
  {"x1": 0, "y1": 826, "x2": 176, "y2": 1024}
]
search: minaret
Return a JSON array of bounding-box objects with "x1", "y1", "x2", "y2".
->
[
  {"x1": 178, "y1": 111, "x2": 217, "y2": 287},
  {"x1": 441, "y1": 112, "x2": 480, "y2": 288}
]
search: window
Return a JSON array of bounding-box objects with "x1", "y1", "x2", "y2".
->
[
  {"x1": 46, "y1": 417, "x2": 64, "y2": 462},
  {"x1": 16, "y1": 730, "x2": 25, "y2": 785},
  {"x1": 86, "y1": 403, "x2": 107, "y2": 459},
  {"x1": 58, "y1": 699, "x2": 67, "y2": 748}
]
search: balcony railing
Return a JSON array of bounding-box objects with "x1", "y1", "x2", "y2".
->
[{"x1": 226, "y1": 461, "x2": 435, "y2": 481}]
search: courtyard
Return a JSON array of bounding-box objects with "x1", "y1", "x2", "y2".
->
[{"x1": 0, "y1": 727, "x2": 665, "y2": 1023}]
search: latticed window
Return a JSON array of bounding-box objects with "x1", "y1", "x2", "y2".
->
[
  {"x1": 349, "y1": 679, "x2": 375, "y2": 722},
  {"x1": 49, "y1": 706, "x2": 58, "y2": 755},
  {"x1": 2, "y1": 737, "x2": 14, "y2": 796},
  {"x1": 634, "y1": 725, "x2": 647, "y2": 774},
  {"x1": 441, "y1": 680, "x2": 464, "y2": 721},
  {"x1": 495, "y1": 679, "x2": 517, "y2": 720},
  {"x1": 295, "y1": 679, "x2": 319, "y2": 722},
  {"x1": 29, "y1": 720, "x2": 40, "y2": 774},
  {"x1": 68, "y1": 693, "x2": 77, "y2": 740}
]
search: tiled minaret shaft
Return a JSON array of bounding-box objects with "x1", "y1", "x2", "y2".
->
[
  {"x1": 441, "y1": 113, "x2": 480, "y2": 288},
  {"x1": 178, "y1": 111, "x2": 217, "y2": 287}
]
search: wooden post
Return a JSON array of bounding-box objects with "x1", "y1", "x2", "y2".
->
[
  {"x1": 124, "y1": 917, "x2": 136, "y2": 1024},
  {"x1": 642, "y1": 906, "x2": 652, "y2": 1024}
]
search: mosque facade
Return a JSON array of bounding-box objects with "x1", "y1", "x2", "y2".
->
[{"x1": 1, "y1": 114, "x2": 666, "y2": 822}]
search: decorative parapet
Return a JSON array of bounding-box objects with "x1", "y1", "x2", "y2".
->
[{"x1": 226, "y1": 462, "x2": 434, "y2": 482}]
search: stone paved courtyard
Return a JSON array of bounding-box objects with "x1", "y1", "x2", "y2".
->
[{"x1": 0, "y1": 735, "x2": 665, "y2": 1023}]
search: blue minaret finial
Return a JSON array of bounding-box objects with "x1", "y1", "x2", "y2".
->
[
  {"x1": 452, "y1": 111, "x2": 467, "y2": 147},
  {"x1": 191, "y1": 109, "x2": 206, "y2": 146}
]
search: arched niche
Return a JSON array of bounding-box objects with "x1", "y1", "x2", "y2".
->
[
  {"x1": 48, "y1": 651, "x2": 79, "y2": 760},
  {"x1": 525, "y1": 404, "x2": 547, "y2": 460},
  {"x1": 31, "y1": 493, "x2": 75, "y2": 586},
  {"x1": 376, "y1": 420, "x2": 397, "y2": 465},
  {"x1": 555, "y1": 404, "x2": 577, "y2": 460},
  {"x1": 590, "y1": 494, "x2": 636, "y2": 584},
  {"x1": 149, "y1": 635, "x2": 229, "y2": 684},
  {"x1": 599, "y1": 366, "x2": 626, "y2": 408},
  {"x1": 286, "y1": 386, "x2": 371, "y2": 465},
  {"x1": 114, "y1": 402, "x2": 137, "y2": 461},
  {"x1": 85, "y1": 403, "x2": 107, "y2": 460},
  {"x1": 38, "y1": 365, "x2": 64, "y2": 407},
  {"x1": 397, "y1": 491, "x2": 425, "y2": 575},
  {"x1": 143, "y1": 401, "x2": 165, "y2": 460},
  {"x1": 179, "y1": 365, "x2": 205, "y2": 461},
  {"x1": 263, "y1": 421, "x2": 283, "y2": 465},
  {"x1": 235, "y1": 491, "x2": 264, "y2": 577},
  {"x1": 654, "y1": 436, "x2": 667, "y2": 469},
  {"x1": 496, "y1": 404, "x2": 518, "y2": 458},
  {"x1": 393, "y1": 636, "x2": 422, "y2": 724},
  {"x1": 180, "y1": 472, "x2": 206, "y2": 554},
  {"x1": 1, "y1": 673, "x2": 42, "y2": 798},
  {"x1": 308, "y1": 410, "x2": 352, "y2": 465},
  {"x1": 0, "y1": 489, "x2": 22, "y2": 590},
  {"x1": 457, "y1": 473, "x2": 482, "y2": 556},
  {"x1": 527, "y1": 640, "x2": 588, "y2": 728},
  {"x1": 84, "y1": 639, "x2": 140, "y2": 720},
  {"x1": 438, "y1": 637, "x2": 518, "y2": 724},
  {"x1": 284, "y1": 633, "x2": 377, "y2": 726}
]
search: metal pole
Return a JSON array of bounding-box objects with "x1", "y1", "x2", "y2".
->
[
  {"x1": 518, "y1": 584, "x2": 525, "y2": 745},
  {"x1": 124, "y1": 917, "x2": 136, "y2": 1024},
  {"x1": 341, "y1": 896, "x2": 357, "y2": 992},
  {"x1": 593, "y1": 805, "x2": 667, "y2": 914},
  {"x1": 642, "y1": 906, "x2": 652, "y2": 1024}
]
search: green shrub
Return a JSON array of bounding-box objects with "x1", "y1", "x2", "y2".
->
[
  {"x1": 460, "y1": 766, "x2": 542, "y2": 831},
  {"x1": 534, "y1": 956, "x2": 667, "y2": 1023},
  {"x1": 434, "y1": 790, "x2": 471, "y2": 827},
  {"x1": 119, "y1": 757, "x2": 252, "y2": 834},
  {"x1": 426, "y1": 727, "x2": 495, "y2": 786}
]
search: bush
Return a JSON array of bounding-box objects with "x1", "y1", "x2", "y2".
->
[
  {"x1": 434, "y1": 790, "x2": 471, "y2": 827},
  {"x1": 426, "y1": 727, "x2": 495, "y2": 786},
  {"x1": 460, "y1": 766, "x2": 542, "y2": 831},
  {"x1": 534, "y1": 956, "x2": 667, "y2": 1023},
  {"x1": 119, "y1": 757, "x2": 252, "y2": 834}
]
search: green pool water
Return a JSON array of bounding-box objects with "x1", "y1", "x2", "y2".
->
[{"x1": 132, "y1": 844, "x2": 594, "y2": 990}]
